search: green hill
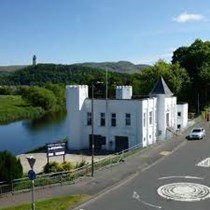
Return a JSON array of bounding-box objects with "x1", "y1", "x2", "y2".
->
[
  {"x1": 0, "y1": 61, "x2": 150, "y2": 75},
  {"x1": 0, "y1": 65, "x2": 27, "y2": 72},
  {"x1": 0, "y1": 61, "x2": 151, "y2": 86},
  {"x1": 75, "y1": 61, "x2": 150, "y2": 74},
  {"x1": 0, "y1": 63, "x2": 131, "y2": 86}
]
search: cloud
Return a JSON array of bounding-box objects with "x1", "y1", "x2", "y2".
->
[{"x1": 173, "y1": 12, "x2": 204, "y2": 23}]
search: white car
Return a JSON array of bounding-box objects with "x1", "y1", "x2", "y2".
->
[{"x1": 188, "y1": 127, "x2": 206, "y2": 140}]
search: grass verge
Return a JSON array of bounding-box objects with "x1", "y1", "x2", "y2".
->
[
  {"x1": 0, "y1": 95, "x2": 44, "y2": 124},
  {"x1": 0, "y1": 194, "x2": 89, "y2": 210}
]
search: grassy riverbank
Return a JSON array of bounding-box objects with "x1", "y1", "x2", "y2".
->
[
  {"x1": 0, "y1": 194, "x2": 89, "y2": 210},
  {"x1": 0, "y1": 95, "x2": 44, "y2": 124}
]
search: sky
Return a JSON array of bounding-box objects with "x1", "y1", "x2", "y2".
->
[{"x1": 0, "y1": 0, "x2": 210, "y2": 66}]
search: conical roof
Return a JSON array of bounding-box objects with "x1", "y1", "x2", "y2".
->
[{"x1": 149, "y1": 76, "x2": 173, "y2": 96}]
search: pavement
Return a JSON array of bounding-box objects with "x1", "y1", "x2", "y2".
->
[
  {"x1": 17, "y1": 152, "x2": 108, "y2": 174},
  {"x1": 0, "y1": 119, "x2": 203, "y2": 209}
]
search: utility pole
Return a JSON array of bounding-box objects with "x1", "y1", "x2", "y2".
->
[
  {"x1": 105, "y1": 67, "x2": 108, "y2": 100},
  {"x1": 197, "y1": 92, "x2": 200, "y2": 116},
  {"x1": 91, "y1": 84, "x2": 94, "y2": 176}
]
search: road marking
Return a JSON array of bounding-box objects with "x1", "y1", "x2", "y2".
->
[
  {"x1": 159, "y1": 151, "x2": 171, "y2": 156},
  {"x1": 158, "y1": 176, "x2": 203, "y2": 180},
  {"x1": 72, "y1": 172, "x2": 139, "y2": 210},
  {"x1": 132, "y1": 191, "x2": 162, "y2": 209},
  {"x1": 197, "y1": 157, "x2": 210, "y2": 167},
  {"x1": 157, "y1": 182, "x2": 210, "y2": 202}
]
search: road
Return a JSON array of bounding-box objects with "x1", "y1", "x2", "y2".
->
[{"x1": 76, "y1": 124, "x2": 210, "y2": 210}]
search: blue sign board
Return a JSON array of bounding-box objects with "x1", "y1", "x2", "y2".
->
[{"x1": 28, "y1": 169, "x2": 36, "y2": 180}]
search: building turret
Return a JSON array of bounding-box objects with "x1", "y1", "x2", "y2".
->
[
  {"x1": 66, "y1": 85, "x2": 88, "y2": 150},
  {"x1": 116, "y1": 86, "x2": 132, "y2": 99},
  {"x1": 149, "y1": 76, "x2": 176, "y2": 140}
]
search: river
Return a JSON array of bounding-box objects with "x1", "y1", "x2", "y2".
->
[{"x1": 0, "y1": 112, "x2": 68, "y2": 155}]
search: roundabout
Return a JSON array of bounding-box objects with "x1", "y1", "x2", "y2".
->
[{"x1": 157, "y1": 182, "x2": 210, "y2": 202}]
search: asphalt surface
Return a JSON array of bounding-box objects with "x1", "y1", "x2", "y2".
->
[
  {"x1": 75, "y1": 120, "x2": 210, "y2": 210},
  {"x1": 0, "y1": 119, "x2": 203, "y2": 209}
]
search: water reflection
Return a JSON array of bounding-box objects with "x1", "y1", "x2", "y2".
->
[
  {"x1": 22, "y1": 111, "x2": 67, "y2": 131},
  {"x1": 0, "y1": 112, "x2": 67, "y2": 155}
]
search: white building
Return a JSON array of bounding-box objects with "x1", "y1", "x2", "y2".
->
[{"x1": 66, "y1": 77, "x2": 188, "y2": 152}]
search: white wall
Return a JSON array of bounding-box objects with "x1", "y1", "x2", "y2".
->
[
  {"x1": 142, "y1": 98, "x2": 157, "y2": 147},
  {"x1": 177, "y1": 103, "x2": 188, "y2": 129},
  {"x1": 66, "y1": 85, "x2": 89, "y2": 150},
  {"x1": 156, "y1": 95, "x2": 177, "y2": 140},
  {"x1": 81, "y1": 99, "x2": 143, "y2": 150},
  {"x1": 80, "y1": 97, "x2": 157, "y2": 150}
]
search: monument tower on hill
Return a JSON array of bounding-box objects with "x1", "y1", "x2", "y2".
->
[{"x1": 32, "y1": 55, "x2": 37, "y2": 65}]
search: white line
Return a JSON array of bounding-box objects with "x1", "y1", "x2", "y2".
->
[
  {"x1": 158, "y1": 176, "x2": 203, "y2": 180},
  {"x1": 157, "y1": 182, "x2": 210, "y2": 202},
  {"x1": 72, "y1": 172, "x2": 139, "y2": 210},
  {"x1": 132, "y1": 191, "x2": 162, "y2": 209},
  {"x1": 197, "y1": 157, "x2": 210, "y2": 167}
]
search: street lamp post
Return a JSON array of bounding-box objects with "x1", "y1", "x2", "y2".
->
[
  {"x1": 91, "y1": 84, "x2": 94, "y2": 176},
  {"x1": 27, "y1": 156, "x2": 36, "y2": 210},
  {"x1": 90, "y1": 81, "x2": 104, "y2": 177}
]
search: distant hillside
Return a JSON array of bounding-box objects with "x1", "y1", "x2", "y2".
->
[
  {"x1": 0, "y1": 61, "x2": 150, "y2": 74},
  {"x1": 0, "y1": 65, "x2": 27, "y2": 72},
  {"x1": 0, "y1": 63, "x2": 131, "y2": 86},
  {"x1": 75, "y1": 61, "x2": 150, "y2": 74}
]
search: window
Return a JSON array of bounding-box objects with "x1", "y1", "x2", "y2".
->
[
  {"x1": 125, "y1": 113, "x2": 131, "y2": 126},
  {"x1": 149, "y1": 111, "x2": 152, "y2": 125},
  {"x1": 100, "y1": 113, "x2": 105, "y2": 126},
  {"x1": 111, "y1": 113, "x2": 116, "y2": 127},
  {"x1": 178, "y1": 112, "x2": 181, "y2": 117},
  {"x1": 87, "y1": 112, "x2": 92, "y2": 125},
  {"x1": 143, "y1": 113, "x2": 146, "y2": 127}
]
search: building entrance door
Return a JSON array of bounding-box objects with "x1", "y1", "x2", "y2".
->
[
  {"x1": 115, "y1": 136, "x2": 128, "y2": 152},
  {"x1": 89, "y1": 135, "x2": 106, "y2": 153}
]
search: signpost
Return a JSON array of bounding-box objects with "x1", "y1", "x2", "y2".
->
[
  {"x1": 27, "y1": 156, "x2": 36, "y2": 210},
  {"x1": 46, "y1": 142, "x2": 66, "y2": 163}
]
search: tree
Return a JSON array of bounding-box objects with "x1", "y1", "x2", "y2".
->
[
  {"x1": 136, "y1": 60, "x2": 190, "y2": 99},
  {"x1": 172, "y1": 39, "x2": 210, "y2": 79},
  {"x1": 171, "y1": 46, "x2": 188, "y2": 65},
  {"x1": 172, "y1": 39, "x2": 210, "y2": 112},
  {"x1": 0, "y1": 151, "x2": 23, "y2": 182},
  {"x1": 45, "y1": 83, "x2": 65, "y2": 107},
  {"x1": 22, "y1": 86, "x2": 57, "y2": 111}
]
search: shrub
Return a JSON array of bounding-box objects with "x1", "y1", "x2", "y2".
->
[
  {"x1": 0, "y1": 151, "x2": 23, "y2": 182},
  {"x1": 43, "y1": 161, "x2": 63, "y2": 173},
  {"x1": 21, "y1": 86, "x2": 57, "y2": 111},
  {"x1": 75, "y1": 159, "x2": 88, "y2": 169},
  {"x1": 43, "y1": 161, "x2": 75, "y2": 173},
  {"x1": 61, "y1": 161, "x2": 75, "y2": 171}
]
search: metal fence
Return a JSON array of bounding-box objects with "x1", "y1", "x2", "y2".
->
[{"x1": 0, "y1": 143, "x2": 142, "y2": 196}]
